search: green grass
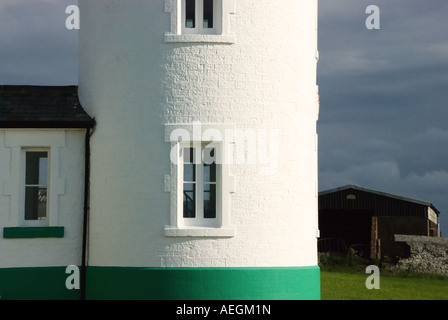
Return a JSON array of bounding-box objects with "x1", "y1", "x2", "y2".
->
[{"x1": 321, "y1": 269, "x2": 448, "y2": 300}]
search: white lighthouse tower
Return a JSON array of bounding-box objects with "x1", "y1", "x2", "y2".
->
[{"x1": 79, "y1": 0, "x2": 320, "y2": 299}]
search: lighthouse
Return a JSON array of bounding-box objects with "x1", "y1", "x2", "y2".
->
[{"x1": 78, "y1": 0, "x2": 320, "y2": 299}]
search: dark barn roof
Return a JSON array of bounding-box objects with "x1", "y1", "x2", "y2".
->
[
  {"x1": 0, "y1": 85, "x2": 94, "y2": 129},
  {"x1": 319, "y1": 184, "x2": 440, "y2": 217}
]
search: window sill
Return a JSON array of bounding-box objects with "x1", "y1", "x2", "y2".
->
[
  {"x1": 164, "y1": 33, "x2": 235, "y2": 44},
  {"x1": 3, "y1": 227, "x2": 64, "y2": 239},
  {"x1": 164, "y1": 226, "x2": 235, "y2": 237}
]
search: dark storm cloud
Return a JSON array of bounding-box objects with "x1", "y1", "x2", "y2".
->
[
  {"x1": 0, "y1": 0, "x2": 78, "y2": 85},
  {"x1": 318, "y1": 0, "x2": 448, "y2": 235}
]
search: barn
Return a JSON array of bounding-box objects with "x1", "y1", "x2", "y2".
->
[{"x1": 318, "y1": 185, "x2": 441, "y2": 261}]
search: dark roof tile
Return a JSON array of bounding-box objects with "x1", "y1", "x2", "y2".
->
[{"x1": 0, "y1": 85, "x2": 95, "y2": 128}]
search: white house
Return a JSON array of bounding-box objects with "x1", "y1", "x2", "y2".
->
[
  {"x1": 0, "y1": 0, "x2": 320, "y2": 300},
  {"x1": 0, "y1": 85, "x2": 94, "y2": 299}
]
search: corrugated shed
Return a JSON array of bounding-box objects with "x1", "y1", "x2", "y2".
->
[{"x1": 319, "y1": 184, "x2": 439, "y2": 218}]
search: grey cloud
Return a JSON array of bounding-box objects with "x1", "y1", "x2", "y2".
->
[
  {"x1": 0, "y1": 0, "x2": 78, "y2": 85},
  {"x1": 318, "y1": 0, "x2": 448, "y2": 235}
]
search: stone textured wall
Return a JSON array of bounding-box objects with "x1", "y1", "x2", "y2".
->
[{"x1": 394, "y1": 234, "x2": 448, "y2": 276}]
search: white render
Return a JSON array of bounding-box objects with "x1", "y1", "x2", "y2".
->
[
  {"x1": 79, "y1": 0, "x2": 319, "y2": 268},
  {"x1": 0, "y1": 129, "x2": 86, "y2": 268}
]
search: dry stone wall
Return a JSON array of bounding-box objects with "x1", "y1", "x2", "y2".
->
[{"x1": 394, "y1": 235, "x2": 448, "y2": 276}]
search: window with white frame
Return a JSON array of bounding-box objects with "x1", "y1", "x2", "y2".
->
[
  {"x1": 2, "y1": 131, "x2": 66, "y2": 235},
  {"x1": 182, "y1": 0, "x2": 220, "y2": 34},
  {"x1": 180, "y1": 143, "x2": 220, "y2": 227},
  {"x1": 165, "y1": 0, "x2": 235, "y2": 43},
  {"x1": 23, "y1": 149, "x2": 49, "y2": 225},
  {"x1": 164, "y1": 123, "x2": 235, "y2": 237}
]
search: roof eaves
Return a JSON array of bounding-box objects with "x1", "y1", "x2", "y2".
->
[
  {"x1": 319, "y1": 184, "x2": 440, "y2": 215},
  {"x1": 0, "y1": 119, "x2": 96, "y2": 129}
]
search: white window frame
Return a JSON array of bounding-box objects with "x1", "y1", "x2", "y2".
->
[
  {"x1": 164, "y1": 123, "x2": 235, "y2": 237},
  {"x1": 21, "y1": 148, "x2": 50, "y2": 227},
  {"x1": 181, "y1": 0, "x2": 221, "y2": 35},
  {"x1": 179, "y1": 142, "x2": 221, "y2": 228},
  {"x1": 164, "y1": 0, "x2": 235, "y2": 43},
  {"x1": 2, "y1": 130, "x2": 66, "y2": 228}
]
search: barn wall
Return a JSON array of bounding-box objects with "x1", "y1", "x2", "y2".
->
[
  {"x1": 377, "y1": 216, "x2": 428, "y2": 259},
  {"x1": 319, "y1": 187, "x2": 438, "y2": 260}
]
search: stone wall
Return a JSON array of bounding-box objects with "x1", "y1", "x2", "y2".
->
[{"x1": 394, "y1": 234, "x2": 448, "y2": 276}]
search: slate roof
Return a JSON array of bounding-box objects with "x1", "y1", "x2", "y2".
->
[{"x1": 0, "y1": 85, "x2": 95, "y2": 128}]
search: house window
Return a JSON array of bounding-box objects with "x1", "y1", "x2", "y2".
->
[
  {"x1": 24, "y1": 150, "x2": 49, "y2": 223},
  {"x1": 164, "y1": 123, "x2": 235, "y2": 237},
  {"x1": 182, "y1": 0, "x2": 221, "y2": 35},
  {"x1": 180, "y1": 144, "x2": 220, "y2": 227}
]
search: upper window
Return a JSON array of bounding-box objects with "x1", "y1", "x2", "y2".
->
[
  {"x1": 165, "y1": 0, "x2": 235, "y2": 43},
  {"x1": 182, "y1": 0, "x2": 219, "y2": 35}
]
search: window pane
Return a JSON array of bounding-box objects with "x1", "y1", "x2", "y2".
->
[
  {"x1": 183, "y1": 148, "x2": 196, "y2": 182},
  {"x1": 203, "y1": 147, "x2": 216, "y2": 182},
  {"x1": 39, "y1": 157, "x2": 48, "y2": 185},
  {"x1": 184, "y1": 162, "x2": 196, "y2": 182},
  {"x1": 203, "y1": 162, "x2": 216, "y2": 183},
  {"x1": 26, "y1": 152, "x2": 47, "y2": 185},
  {"x1": 204, "y1": 184, "x2": 216, "y2": 218},
  {"x1": 185, "y1": 0, "x2": 196, "y2": 28},
  {"x1": 25, "y1": 187, "x2": 47, "y2": 220},
  {"x1": 183, "y1": 147, "x2": 196, "y2": 163},
  {"x1": 203, "y1": 0, "x2": 214, "y2": 28},
  {"x1": 183, "y1": 183, "x2": 196, "y2": 218}
]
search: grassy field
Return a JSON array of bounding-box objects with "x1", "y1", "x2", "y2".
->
[{"x1": 321, "y1": 268, "x2": 448, "y2": 300}]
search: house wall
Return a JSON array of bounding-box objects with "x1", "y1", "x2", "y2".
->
[
  {"x1": 79, "y1": 0, "x2": 319, "y2": 299},
  {"x1": 0, "y1": 129, "x2": 86, "y2": 299}
]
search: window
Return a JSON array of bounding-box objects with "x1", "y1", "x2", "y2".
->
[
  {"x1": 165, "y1": 0, "x2": 235, "y2": 43},
  {"x1": 182, "y1": 0, "x2": 219, "y2": 35},
  {"x1": 181, "y1": 145, "x2": 219, "y2": 226},
  {"x1": 23, "y1": 150, "x2": 49, "y2": 225},
  {"x1": 2, "y1": 131, "x2": 67, "y2": 238},
  {"x1": 164, "y1": 123, "x2": 235, "y2": 237},
  {"x1": 164, "y1": 122, "x2": 235, "y2": 237}
]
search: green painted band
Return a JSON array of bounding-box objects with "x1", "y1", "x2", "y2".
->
[
  {"x1": 86, "y1": 266, "x2": 321, "y2": 300},
  {"x1": 0, "y1": 267, "x2": 79, "y2": 300},
  {"x1": 0, "y1": 266, "x2": 320, "y2": 300},
  {"x1": 3, "y1": 227, "x2": 64, "y2": 239}
]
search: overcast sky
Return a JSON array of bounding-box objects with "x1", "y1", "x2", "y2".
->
[
  {"x1": 318, "y1": 0, "x2": 448, "y2": 236},
  {"x1": 1, "y1": 0, "x2": 447, "y2": 235}
]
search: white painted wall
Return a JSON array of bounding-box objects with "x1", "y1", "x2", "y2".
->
[
  {"x1": 0, "y1": 130, "x2": 86, "y2": 268},
  {"x1": 79, "y1": 0, "x2": 319, "y2": 268}
]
